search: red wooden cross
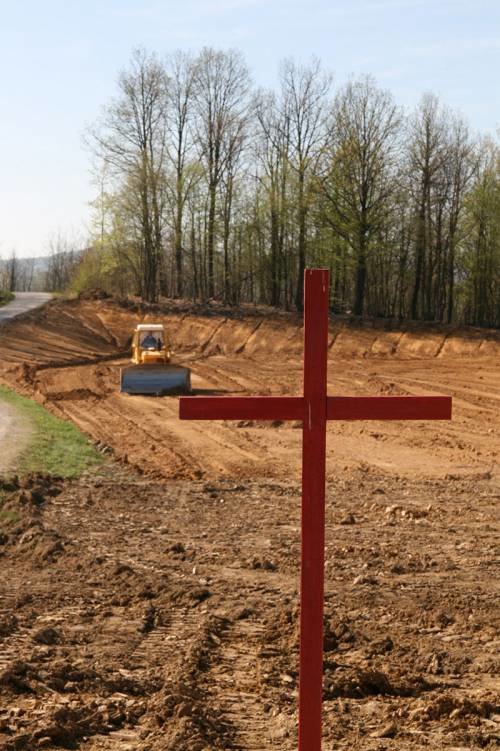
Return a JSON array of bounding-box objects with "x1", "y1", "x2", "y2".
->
[{"x1": 179, "y1": 269, "x2": 452, "y2": 750}]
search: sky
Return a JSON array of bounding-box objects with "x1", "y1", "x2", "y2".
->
[{"x1": 0, "y1": 0, "x2": 499, "y2": 258}]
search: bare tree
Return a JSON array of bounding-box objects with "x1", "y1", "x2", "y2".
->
[
  {"x1": 88, "y1": 48, "x2": 169, "y2": 301},
  {"x1": 165, "y1": 51, "x2": 200, "y2": 298},
  {"x1": 7, "y1": 252, "x2": 18, "y2": 292},
  {"x1": 443, "y1": 117, "x2": 478, "y2": 322},
  {"x1": 16, "y1": 257, "x2": 36, "y2": 291},
  {"x1": 193, "y1": 47, "x2": 250, "y2": 299},
  {"x1": 321, "y1": 76, "x2": 401, "y2": 315},
  {"x1": 407, "y1": 94, "x2": 449, "y2": 319},
  {"x1": 45, "y1": 233, "x2": 80, "y2": 292},
  {"x1": 255, "y1": 89, "x2": 292, "y2": 306},
  {"x1": 280, "y1": 58, "x2": 332, "y2": 309}
]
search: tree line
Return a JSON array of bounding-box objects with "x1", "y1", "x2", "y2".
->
[
  {"x1": 0, "y1": 254, "x2": 37, "y2": 293},
  {"x1": 0, "y1": 235, "x2": 81, "y2": 294},
  {"x1": 70, "y1": 47, "x2": 498, "y2": 327}
]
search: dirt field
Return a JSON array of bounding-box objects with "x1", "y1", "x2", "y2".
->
[{"x1": 0, "y1": 297, "x2": 498, "y2": 750}]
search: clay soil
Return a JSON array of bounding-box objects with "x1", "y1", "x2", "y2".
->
[{"x1": 0, "y1": 297, "x2": 498, "y2": 750}]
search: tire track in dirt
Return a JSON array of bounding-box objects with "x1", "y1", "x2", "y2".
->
[
  {"x1": 210, "y1": 618, "x2": 294, "y2": 750},
  {"x1": 31, "y1": 350, "x2": 499, "y2": 482},
  {"x1": 89, "y1": 608, "x2": 211, "y2": 750},
  {"x1": 41, "y1": 483, "x2": 220, "y2": 750},
  {"x1": 0, "y1": 610, "x2": 33, "y2": 673}
]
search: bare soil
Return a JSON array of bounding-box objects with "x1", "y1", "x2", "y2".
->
[{"x1": 0, "y1": 298, "x2": 498, "y2": 750}]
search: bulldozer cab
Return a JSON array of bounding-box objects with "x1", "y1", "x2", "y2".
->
[{"x1": 132, "y1": 324, "x2": 170, "y2": 365}]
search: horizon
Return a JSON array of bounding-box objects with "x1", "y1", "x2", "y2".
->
[{"x1": 1, "y1": 0, "x2": 499, "y2": 259}]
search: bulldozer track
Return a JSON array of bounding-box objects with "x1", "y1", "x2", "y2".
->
[
  {"x1": 0, "y1": 608, "x2": 33, "y2": 672},
  {"x1": 209, "y1": 618, "x2": 294, "y2": 750}
]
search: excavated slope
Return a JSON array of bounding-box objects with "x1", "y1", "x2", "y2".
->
[
  {"x1": 0, "y1": 298, "x2": 498, "y2": 482},
  {"x1": 0, "y1": 298, "x2": 498, "y2": 368}
]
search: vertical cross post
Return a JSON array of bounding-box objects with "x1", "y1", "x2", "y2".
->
[{"x1": 299, "y1": 269, "x2": 329, "y2": 751}]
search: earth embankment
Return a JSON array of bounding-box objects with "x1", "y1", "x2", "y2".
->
[{"x1": 0, "y1": 297, "x2": 498, "y2": 482}]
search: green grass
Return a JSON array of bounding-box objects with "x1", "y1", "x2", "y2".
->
[
  {"x1": 0, "y1": 385, "x2": 104, "y2": 477},
  {"x1": 0, "y1": 291, "x2": 15, "y2": 307},
  {"x1": 0, "y1": 509, "x2": 20, "y2": 524}
]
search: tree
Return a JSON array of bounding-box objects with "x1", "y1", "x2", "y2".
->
[
  {"x1": 88, "y1": 48, "x2": 169, "y2": 302},
  {"x1": 165, "y1": 51, "x2": 199, "y2": 297},
  {"x1": 407, "y1": 94, "x2": 449, "y2": 319},
  {"x1": 442, "y1": 117, "x2": 478, "y2": 322},
  {"x1": 279, "y1": 58, "x2": 332, "y2": 309},
  {"x1": 7, "y1": 252, "x2": 18, "y2": 292},
  {"x1": 320, "y1": 76, "x2": 401, "y2": 315},
  {"x1": 460, "y1": 140, "x2": 500, "y2": 327},
  {"x1": 193, "y1": 48, "x2": 250, "y2": 299},
  {"x1": 45, "y1": 233, "x2": 80, "y2": 292},
  {"x1": 255, "y1": 89, "x2": 292, "y2": 306}
]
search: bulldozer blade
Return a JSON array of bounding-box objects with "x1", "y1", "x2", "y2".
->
[{"x1": 120, "y1": 365, "x2": 191, "y2": 396}]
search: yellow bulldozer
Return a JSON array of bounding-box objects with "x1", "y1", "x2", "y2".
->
[{"x1": 120, "y1": 323, "x2": 191, "y2": 396}]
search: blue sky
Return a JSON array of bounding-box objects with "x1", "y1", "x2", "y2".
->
[{"x1": 0, "y1": 0, "x2": 499, "y2": 258}]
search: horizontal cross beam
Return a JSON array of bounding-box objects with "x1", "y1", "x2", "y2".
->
[
  {"x1": 179, "y1": 395, "x2": 304, "y2": 421},
  {"x1": 179, "y1": 394, "x2": 452, "y2": 422},
  {"x1": 327, "y1": 395, "x2": 452, "y2": 420}
]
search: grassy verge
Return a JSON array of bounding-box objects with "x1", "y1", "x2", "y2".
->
[
  {"x1": 0, "y1": 385, "x2": 104, "y2": 477},
  {"x1": 0, "y1": 291, "x2": 15, "y2": 306}
]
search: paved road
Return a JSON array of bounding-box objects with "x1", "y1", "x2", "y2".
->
[
  {"x1": 0, "y1": 292, "x2": 52, "y2": 324},
  {"x1": 0, "y1": 293, "x2": 49, "y2": 474}
]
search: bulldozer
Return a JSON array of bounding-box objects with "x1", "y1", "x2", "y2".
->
[{"x1": 120, "y1": 323, "x2": 191, "y2": 396}]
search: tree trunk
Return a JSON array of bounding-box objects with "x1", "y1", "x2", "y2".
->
[
  {"x1": 411, "y1": 197, "x2": 427, "y2": 319},
  {"x1": 175, "y1": 205, "x2": 183, "y2": 298},
  {"x1": 223, "y1": 177, "x2": 233, "y2": 304},
  {"x1": 270, "y1": 196, "x2": 280, "y2": 306},
  {"x1": 295, "y1": 171, "x2": 306, "y2": 310},
  {"x1": 353, "y1": 243, "x2": 367, "y2": 316},
  {"x1": 175, "y1": 165, "x2": 184, "y2": 297},
  {"x1": 447, "y1": 241, "x2": 455, "y2": 323},
  {"x1": 207, "y1": 181, "x2": 216, "y2": 298}
]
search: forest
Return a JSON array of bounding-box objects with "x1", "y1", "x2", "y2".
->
[{"x1": 6, "y1": 47, "x2": 500, "y2": 327}]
